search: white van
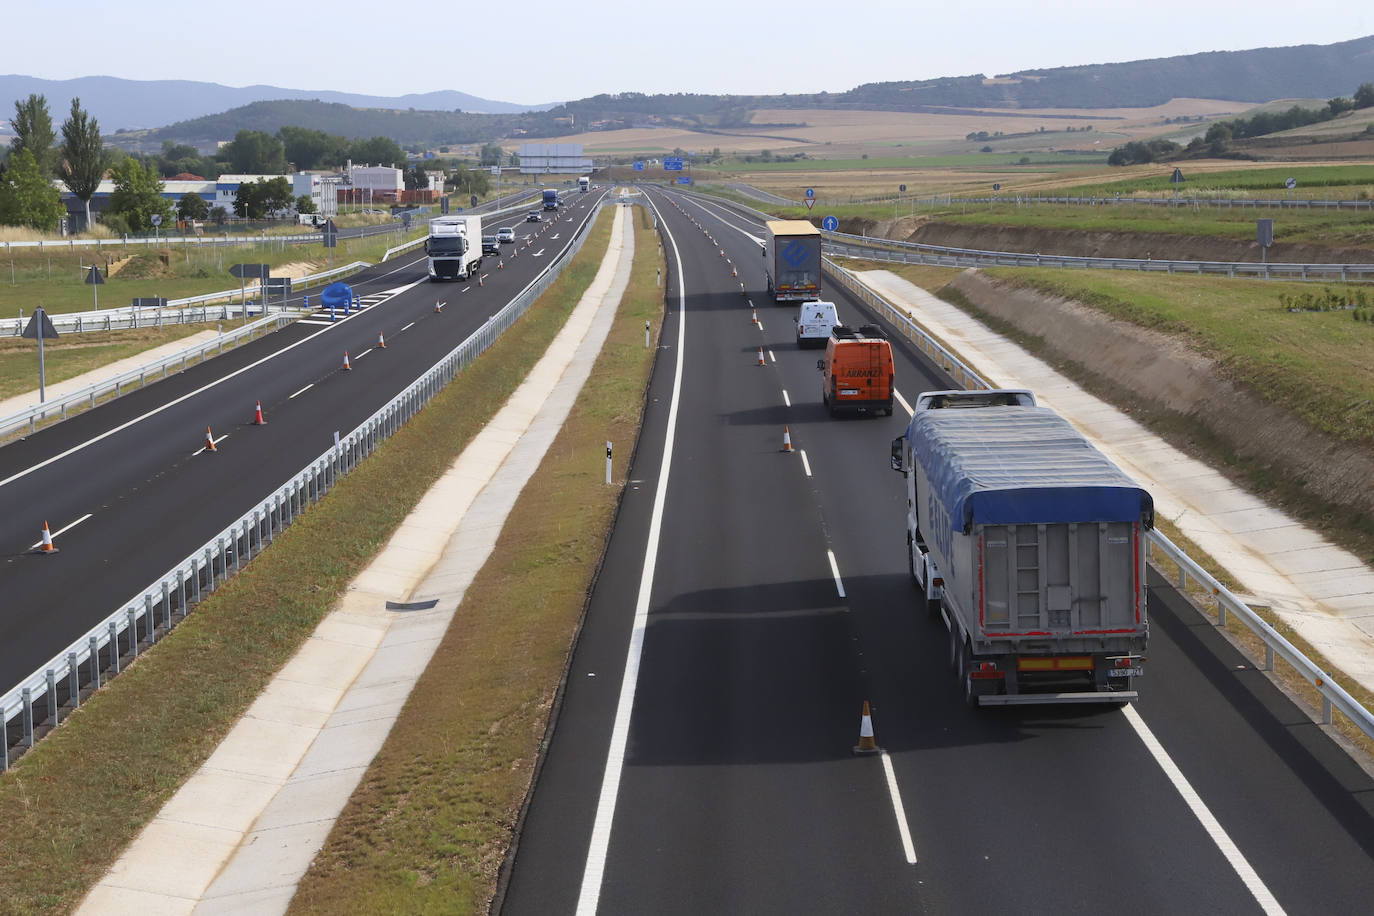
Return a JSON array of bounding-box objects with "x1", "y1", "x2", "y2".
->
[{"x1": 796, "y1": 300, "x2": 839, "y2": 348}]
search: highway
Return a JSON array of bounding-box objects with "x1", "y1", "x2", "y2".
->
[
  {"x1": 0, "y1": 187, "x2": 605, "y2": 731},
  {"x1": 498, "y1": 187, "x2": 1374, "y2": 914}
]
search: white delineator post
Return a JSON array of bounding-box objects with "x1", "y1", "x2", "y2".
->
[{"x1": 605, "y1": 441, "x2": 612, "y2": 485}]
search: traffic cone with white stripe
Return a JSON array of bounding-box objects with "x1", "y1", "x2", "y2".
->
[
  {"x1": 853, "y1": 700, "x2": 879, "y2": 755},
  {"x1": 756, "y1": 347, "x2": 766, "y2": 366},
  {"x1": 733, "y1": 266, "x2": 738, "y2": 277},
  {"x1": 38, "y1": 520, "x2": 58, "y2": 554},
  {"x1": 781, "y1": 426, "x2": 793, "y2": 452},
  {"x1": 479, "y1": 272, "x2": 484, "y2": 286},
  {"x1": 377, "y1": 331, "x2": 386, "y2": 349},
  {"x1": 342, "y1": 351, "x2": 352, "y2": 370},
  {"x1": 751, "y1": 308, "x2": 759, "y2": 325},
  {"x1": 204, "y1": 426, "x2": 217, "y2": 452},
  {"x1": 253, "y1": 400, "x2": 266, "y2": 425},
  {"x1": 435, "y1": 299, "x2": 444, "y2": 312}
]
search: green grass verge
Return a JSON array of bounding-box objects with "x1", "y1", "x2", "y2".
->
[
  {"x1": 0, "y1": 325, "x2": 219, "y2": 402},
  {"x1": 285, "y1": 204, "x2": 663, "y2": 915},
  {"x1": 1038, "y1": 164, "x2": 1374, "y2": 198},
  {"x1": 0, "y1": 207, "x2": 621, "y2": 915}
]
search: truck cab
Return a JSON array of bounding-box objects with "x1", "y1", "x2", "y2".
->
[{"x1": 542, "y1": 188, "x2": 560, "y2": 210}]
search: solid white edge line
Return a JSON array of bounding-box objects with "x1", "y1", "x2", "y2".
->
[
  {"x1": 782, "y1": 390, "x2": 791, "y2": 407},
  {"x1": 800, "y1": 449, "x2": 812, "y2": 478},
  {"x1": 577, "y1": 192, "x2": 685, "y2": 916},
  {"x1": 827, "y1": 549, "x2": 846, "y2": 598},
  {"x1": 894, "y1": 388, "x2": 914, "y2": 417},
  {"x1": 289, "y1": 383, "x2": 314, "y2": 399},
  {"x1": 768, "y1": 349, "x2": 776, "y2": 363},
  {"x1": 880, "y1": 751, "x2": 918, "y2": 864},
  {"x1": 1122, "y1": 705, "x2": 1285, "y2": 915}
]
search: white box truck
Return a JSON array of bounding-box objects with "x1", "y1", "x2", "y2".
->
[
  {"x1": 425, "y1": 215, "x2": 482, "y2": 281},
  {"x1": 578, "y1": 176, "x2": 590, "y2": 192},
  {"x1": 890, "y1": 390, "x2": 1152, "y2": 706}
]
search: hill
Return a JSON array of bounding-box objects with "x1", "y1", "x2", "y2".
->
[{"x1": 0, "y1": 74, "x2": 551, "y2": 132}]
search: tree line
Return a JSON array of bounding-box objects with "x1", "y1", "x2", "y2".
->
[{"x1": 1107, "y1": 83, "x2": 1374, "y2": 166}]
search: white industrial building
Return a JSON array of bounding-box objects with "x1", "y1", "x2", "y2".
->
[{"x1": 518, "y1": 143, "x2": 593, "y2": 175}]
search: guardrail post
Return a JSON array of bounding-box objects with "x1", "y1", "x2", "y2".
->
[
  {"x1": 128, "y1": 608, "x2": 139, "y2": 657},
  {"x1": 176, "y1": 569, "x2": 186, "y2": 617},
  {"x1": 162, "y1": 582, "x2": 172, "y2": 630},
  {"x1": 109, "y1": 621, "x2": 120, "y2": 673},
  {"x1": 89, "y1": 636, "x2": 101, "y2": 689},
  {"x1": 46, "y1": 669, "x2": 58, "y2": 725},
  {"x1": 1322, "y1": 692, "x2": 1333, "y2": 724},
  {"x1": 1217, "y1": 594, "x2": 1227, "y2": 627},
  {"x1": 145, "y1": 595, "x2": 156, "y2": 643},
  {"x1": 67, "y1": 653, "x2": 80, "y2": 709},
  {"x1": 22, "y1": 687, "x2": 34, "y2": 746}
]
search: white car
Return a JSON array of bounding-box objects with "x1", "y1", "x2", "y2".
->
[{"x1": 496, "y1": 227, "x2": 515, "y2": 243}]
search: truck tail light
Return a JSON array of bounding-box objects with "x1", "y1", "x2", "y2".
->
[
  {"x1": 932, "y1": 577, "x2": 943, "y2": 589},
  {"x1": 970, "y1": 662, "x2": 1004, "y2": 681}
]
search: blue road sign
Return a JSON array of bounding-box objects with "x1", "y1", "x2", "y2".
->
[
  {"x1": 804, "y1": 188, "x2": 815, "y2": 199},
  {"x1": 822, "y1": 215, "x2": 839, "y2": 232},
  {"x1": 664, "y1": 157, "x2": 684, "y2": 171},
  {"x1": 633, "y1": 161, "x2": 644, "y2": 171},
  {"x1": 677, "y1": 176, "x2": 692, "y2": 184}
]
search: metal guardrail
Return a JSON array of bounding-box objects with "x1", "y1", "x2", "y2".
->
[
  {"x1": 0, "y1": 312, "x2": 295, "y2": 440},
  {"x1": 825, "y1": 258, "x2": 1374, "y2": 739},
  {"x1": 823, "y1": 233, "x2": 1374, "y2": 282},
  {"x1": 722, "y1": 184, "x2": 1374, "y2": 210},
  {"x1": 0, "y1": 197, "x2": 615, "y2": 770}
]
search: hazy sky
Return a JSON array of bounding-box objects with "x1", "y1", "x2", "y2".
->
[{"x1": 5, "y1": 1, "x2": 1370, "y2": 106}]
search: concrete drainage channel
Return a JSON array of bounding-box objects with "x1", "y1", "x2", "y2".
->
[{"x1": 0, "y1": 200, "x2": 609, "y2": 771}]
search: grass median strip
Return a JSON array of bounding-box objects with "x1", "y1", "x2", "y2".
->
[
  {"x1": 287, "y1": 204, "x2": 663, "y2": 914},
  {"x1": 0, "y1": 207, "x2": 621, "y2": 915}
]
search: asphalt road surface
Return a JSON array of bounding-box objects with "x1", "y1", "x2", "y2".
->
[{"x1": 498, "y1": 187, "x2": 1374, "y2": 915}]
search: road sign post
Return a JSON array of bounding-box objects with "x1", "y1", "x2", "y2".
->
[
  {"x1": 1171, "y1": 168, "x2": 1185, "y2": 198},
  {"x1": 1257, "y1": 218, "x2": 1274, "y2": 265},
  {"x1": 22, "y1": 307, "x2": 60, "y2": 402},
  {"x1": 84, "y1": 264, "x2": 104, "y2": 311}
]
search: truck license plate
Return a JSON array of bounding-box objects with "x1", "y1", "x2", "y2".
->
[
  {"x1": 840, "y1": 389, "x2": 859, "y2": 396},
  {"x1": 1108, "y1": 667, "x2": 1143, "y2": 678}
]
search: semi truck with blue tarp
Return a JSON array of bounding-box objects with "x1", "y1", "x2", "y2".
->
[
  {"x1": 542, "y1": 188, "x2": 560, "y2": 210},
  {"x1": 890, "y1": 390, "x2": 1152, "y2": 706}
]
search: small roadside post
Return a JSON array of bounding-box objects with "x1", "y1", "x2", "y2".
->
[
  {"x1": 84, "y1": 264, "x2": 104, "y2": 311},
  {"x1": 22, "y1": 307, "x2": 60, "y2": 402},
  {"x1": 1170, "y1": 167, "x2": 1185, "y2": 199},
  {"x1": 1257, "y1": 218, "x2": 1274, "y2": 266}
]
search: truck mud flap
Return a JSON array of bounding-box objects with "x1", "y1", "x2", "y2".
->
[{"x1": 978, "y1": 691, "x2": 1138, "y2": 706}]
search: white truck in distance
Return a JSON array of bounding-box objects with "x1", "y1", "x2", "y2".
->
[
  {"x1": 578, "y1": 176, "x2": 590, "y2": 192},
  {"x1": 425, "y1": 215, "x2": 482, "y2": 281},
  {"x1": 891, "y1": 389, "x2": 1152, "y2": 706}
]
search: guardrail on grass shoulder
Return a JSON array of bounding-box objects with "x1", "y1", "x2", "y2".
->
[
  {"x1": 0, "y1": 198, "x2": 616, "y2": 770},
  {"x1": 825, "y1": 257, "x2": 1374, "y2": 740}
]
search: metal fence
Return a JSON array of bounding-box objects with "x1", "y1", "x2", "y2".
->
[
  {"x1": 823, "y1": 233, "x2": 1374, "y2": 282},
  {"x1": 825, "y1": 257, "x2": 1374, "y2": 739},
  {"x1": 0, "y1": 197, "x2": 615, "y2": 769}
]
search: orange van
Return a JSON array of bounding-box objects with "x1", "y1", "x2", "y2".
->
[{"x1": 817, "y1": 325, "x2": 895, "y2": 416}]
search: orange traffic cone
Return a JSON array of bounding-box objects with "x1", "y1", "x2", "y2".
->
[
  {"x1": 377, "y1": 331, "x2": 386, "y2": 349},
  {"x1": 435, "y1": 299, "x2": 444, "y2": 312},
  {"x1": 853, "y1": 701, "x2": 879, "y2": 755},
  {"x1": 781, "y1": 426, "x2": 793, "y2": 452},
  {"x1": 38, "y1": 520, "x2": 58, "y2": 554},
  {"x1": 751, "y1": 308, "x2": 759, "y2": 325},
  {"x1": 733, "y1": 266, "x2": 738, "y2": 277},
  {"x1": 204, "y1": 426, "x2": 217, "y2": 452},
  {"x1": 343, "y1": 351, "x2": 352, "y2": 370},
  {"x1": 756, "y1": 347, "x2": 766, "y2": 366},
  {"x1": 479, "y1": 273, "x2": 484, "y2": 286},
  {"x1": 719, "y1": 248, "x2": 725, "y2": 258},
  {"x1": 253, "y1": 400, "x2": 266, "y2": 425},
  {"x1": 498, "y1": 260, "x2": 504, "y2": 269}
]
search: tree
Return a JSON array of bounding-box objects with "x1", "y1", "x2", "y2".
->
[
  {"x1": 349, "y1": 135, "x2": 405, "y2": 167},
  {"x1": 59, "y1": 97, "x2": 106, "y2": 231},
  {"x1": 0, "y1": 148, "x2": 66, "y2": 230},
  {"x1": 11, "y1": 94, "x2": 58, "y2": 178},
  {"x1": 220, "y1": 129, "x2": 286, "y2": 174},
  {"x1": 177, "y1": 192, "x2": 209, "y2": 221},
  {"x1": 295, "y1": 194, "x2": 316, "y2": 215},
  {"x1": 279, "y1": 126, "x2": 346, "y2": 171},
  {"x1": 479, "y1": 142, "x2": 503, "y2": 166},
  {"x1": 233, "y1": 177, "x2": 293, "y2": 218},
  {"x1": 107, "y1": 157, "x2": 173, "y2": 232},
  {"x1": 209, "y1": 205, "x2": 229, "y2": 225},
  {"x1": 1355, "y1": 83, "x2": 1374, "y2": 110}
]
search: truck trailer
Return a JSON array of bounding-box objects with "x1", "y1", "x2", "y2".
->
[
  {"x1": 425, "y1": 215, "x2": 482, "y2": 281},
  {"x1": 542, "y1": 188, "x2": 560, "y2": 210},
  {"x1": 763, "y1": 220, "x2": 821, "y2": 304},
  {"x1": 890, "y1": 390, "x2": 1152, "y2": 706}
]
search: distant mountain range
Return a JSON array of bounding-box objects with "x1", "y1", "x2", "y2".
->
[{"x1": 0, "y1": 75, "x2": 553, "y2": 131}]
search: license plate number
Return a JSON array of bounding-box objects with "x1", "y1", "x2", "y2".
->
[
  {"x1": 1108, "y1": 667, "x2": 1143, "y2": 678},
  {"x1": 840, "y1": 389, "x2": 859, "y2": 396}
]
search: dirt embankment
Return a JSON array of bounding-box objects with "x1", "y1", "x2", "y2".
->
[
  {"x1": 896, "y1": 222, "x2": 1374, "y2": 265},
  {"x1": 944, "y1": 269, "x2": 1374, "y2": 523}
]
